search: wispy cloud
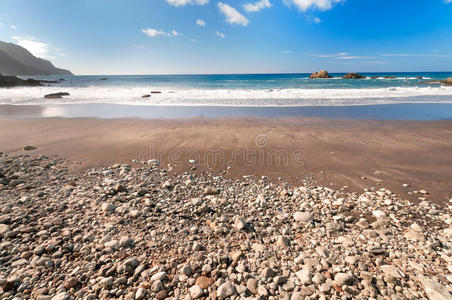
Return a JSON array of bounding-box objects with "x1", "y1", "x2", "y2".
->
[
  {"x1": 130, "y1": 44, "x2": 145, "y2": 49},
  {"x1": 171, "y1": 30, "x2": 181, "y2": 36},
  {"x1": 166, "y1": 0, "x2": 209, "y2": 7},
  {"x1": 142, "y1": 28, "x2": 181, "y2": 37},
  {"x1": 243, "y1": 0, "x2": 272, "y2": 12},
  {"x1": 0, "y1": 22, "x2": 3, "y2": 27},
  {"x1": 12, "y1": 36, "x2": 50, "y2": 58},
  {"x1": 10, "y1": 25, "x2": 16, "y2": 30},
  {"x1": 196, "y1": 19, "x2": 206, "y2": 27},
  {"x1": 337, "y1": 56, "x2": 376, "y2": 59},
  {"x1": 382, "y1": 53, "x2": 451, "y2": 57},
  {"x1": 284, "y1": 0, "x2": 345, "y2": 11},
  {"x1": 312, "y1": 17, "x2": 321, "y2": 23},
  {"x1": 281, "y1": 50, "x2": 293, "y2": 54},
  {"x1": 310, "y1": 52, "x2": 349, "y2": 58},
  {"x1": 446, "y1": 0, "x2": 452, "y2": 3},
  {"x1": 218, "y1": 2, "x2": 249, "y2": 26},
  {"x1": 216, "y1": 31, "x2": 226, "y2": 38}
]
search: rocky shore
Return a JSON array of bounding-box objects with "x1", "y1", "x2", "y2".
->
[
  {"x1": 0, "y1": 154, "x2": 451, "y2": 300},
  {"x1": 0, "y1": 75, "x2": 42, "y2": 88}
]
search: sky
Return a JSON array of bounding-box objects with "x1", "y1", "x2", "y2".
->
[{"x1": 0, "y1": 0, "x2": 451, "y2": 75}]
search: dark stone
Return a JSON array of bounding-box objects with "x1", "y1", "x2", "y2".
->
[
  {"x1": 142, "y1": 94, "x2": 151, "y2": 98},
  {"x1": 384, "y1": 76, "x2": 397, "y2": 79},
  {"x1": 151, "y1": 91, "x2": 162, "y2": 94},
  {"x1": 44, "y1": 92, "x2": 70, "y2": 99},
  {"x1": 343, "y1": 72, "x2": 366, "y2": 79},
  {"x1": 23, "y1": 146, "x2": 37, "y2": 151}
]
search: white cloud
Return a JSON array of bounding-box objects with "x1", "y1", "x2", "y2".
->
[
  {"x1": 142, "y1": 28, "x2": 167, "y2": 37},
  {"x1": 218, "y1": 2, "x2": 249, "y2": 26},
  {"x1": 142, "y1": 28, "x2": 181, "y2": 37},
  {"x1": 281, "y1": 50, "x2": 292, "y2": 54},
  {"x1": 243, "y1": 0, "x2": 272, "y2": 12},
  {"x1": 12, "y1": 36, "x2": 50, "y2": 58},
  {"x1": 446, "y1": 0, "x2": 452, "y2": 3},
  {"x1": 0, "y1": 22, "x2": 3, "y2": 27},
  {"x1": 337, "y1": 56, "x2": 375, "y2": 59},
  {"x1": 10, "y1": 25, "x2": 16, "y2": 30},
  {"x1": 285, "y1": 0, "x2": 344, "y2": 11},
  {"x1": 196, "y1": 19, "x2": 206, "y2": 26},
  {"x1": 382, "y1": 53, "x2": 450, "y2": 57},
  {"x1": 312, "y1": 17, "x2": 321, "y2": 23},
  {"x1": 166, "y1": 0, "x2": 209, "y2": 6},
  {"x1": 216, "y1": 31, "x2": 226, "y2": 38},
  {"x1": 310, "y1": 52, "x2": 348, "y2": 58}
]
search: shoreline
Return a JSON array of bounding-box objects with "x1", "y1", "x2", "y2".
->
[
  {"x1": 1, "y1": 116, "x2": 451, "y2": 205},
  {"x1": 2, "y1": 103, "x2": 452, "y2": 120}
]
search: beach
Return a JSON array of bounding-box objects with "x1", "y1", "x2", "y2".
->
[
  {"x1": 1, "y1": 116, "x2": 451, "y2": 205},
  {"x1": 1, "y1": 75, "x2": 452, "y2": 299}
]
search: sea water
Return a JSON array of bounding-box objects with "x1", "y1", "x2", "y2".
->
[{"x1": 1, "y1": 72, "x2": 452, "y2": 107}]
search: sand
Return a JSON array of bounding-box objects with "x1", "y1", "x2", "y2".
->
[{"x1": 1, "y1": 117, "x2": 451, "y2": 204}]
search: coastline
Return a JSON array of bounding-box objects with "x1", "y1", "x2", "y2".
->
[
  {"x1": 2, "y1": 103, "x2": 452, "y2": 120},
  {"x1": 1, "y1": 116, "x2": 451, "y2": 205}
]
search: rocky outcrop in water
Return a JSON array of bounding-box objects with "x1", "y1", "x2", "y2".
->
[
  {"x1": 343, "y1": 72, "x2": 366, "y2": 79},
  {"x1": 424, "y1": 77, "x2": 452, "y2": 85},
  {"x1": 309, "y1": 70, "x2": 332, "y2": 79},
  {"x1": 0, "y1": 74, "x2": 42, "y2": 87}
]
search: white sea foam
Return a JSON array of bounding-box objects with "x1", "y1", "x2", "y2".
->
[{"x1": 1, "y1": 85, "x2": 452, "y2": 107}]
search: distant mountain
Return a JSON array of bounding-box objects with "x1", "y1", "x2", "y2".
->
[{"x1": 0, "y1": 41, "x2": 73, "y2": 76}]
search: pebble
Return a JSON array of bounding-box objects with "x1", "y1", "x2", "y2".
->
[
  {"x1": 0, "y1": 155, "x2": 449, "y2": 300},
  {"x1": 217, "y1": 281, "x2": 236, "y2": 298},
  {"x1": 334, "y1": 273, "x2": 354, "y2": 286},
  {"x1": 293, "y1": 211, "x2": 312, "y2": 222},
  {"x1": 189, "y1": 285, "x2": 204, "y2": 299}
]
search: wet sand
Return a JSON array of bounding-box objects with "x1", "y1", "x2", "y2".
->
[{"x1": 1, "y1": 117, "x2": 452, "y2": 204}]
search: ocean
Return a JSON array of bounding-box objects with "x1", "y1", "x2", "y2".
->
[{"x1": 1, "y1": 72, "x2": 452, "y2": 107}]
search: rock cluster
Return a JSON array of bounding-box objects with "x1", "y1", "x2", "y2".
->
[
  {"x1": 342, "y1": 73, "x2": 366, "y2": 79},
  {"x1": 0, "y1": 155, "x2": 451, "y2": 299},
  {"x1": 309, "y1": 71, "x2": 332, "y2": 79},
  {"x1": 0, "y1": 75, "x2": 42, "y2": 88}
]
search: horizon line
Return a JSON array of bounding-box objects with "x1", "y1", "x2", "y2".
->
[{"x1": 50, "y1": 70, "x2": 452, "y2": 77}]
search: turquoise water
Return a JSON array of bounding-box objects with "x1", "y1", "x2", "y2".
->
[
  {"x1": 1, "y1": 72, "x2": 451, "y2": 107},
  {"x1": 27, "y1": 72, "x2": 452, "y2": 89}
]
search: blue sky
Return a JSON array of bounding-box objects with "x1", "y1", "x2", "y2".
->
[{"x1": 0, "y1": 0, "x2": 451, "y2": 74}]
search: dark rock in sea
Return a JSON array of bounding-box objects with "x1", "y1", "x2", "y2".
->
[
  {"x1": 343, "y1": 72, "x2": 366, "y2": 79},
  {"x1": 416, "y1": 76, "x2": 423, "y2": 79},
  {"x1": 309, "y1": 70, "x2": 332, "y2": 79},
  {"x1": 151, "y1": 91, "x2": 162, "y2": 94},
  {"x1": 100, "y1": 78, "x2": 108, "y2": 81},
  {"x1": 23, "y1": 146, "x2": 37, "y2": 151},
  {"x1": 0, "y1": 75, "x2": 42, "y2": 87},
  {"x1": 39, "y1": 78, "x2": 66, "y2": 84},
  {"x1": 384, "y1": 76, "x2": 397, "y2": 79},
  {"x1": 44, "y1": 92, "x2": 70, "y2": 99},
  {"x1": 371, "y1": 76, "x2": 378, "y2": 79},
  {"x1": 423, "y1": 78, "x2": 452, "y2": 85},
  {"x1": 142, "y1": 94, "x2": 151, "y2": 98}
]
